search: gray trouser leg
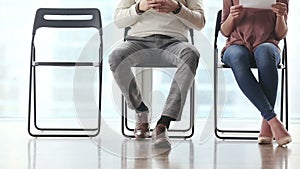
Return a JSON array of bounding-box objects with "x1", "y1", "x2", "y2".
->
[
  {"x1": 161, "y1": 41, "x2": 199, "y2": 120},
  {"x1": 108, "y1": 36, "x2": 200, "y2": 120},
  {"x1": 108, "y1": 41, "x2": 146, "y2": 109}
]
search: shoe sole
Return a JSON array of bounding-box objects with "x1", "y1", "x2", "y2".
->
[
  {"x1": 258, "y1": 137, "x2": 273, "y2": 144},
  {"x1": 134, "y1": 133, "x2": 150, "y2": 139},
  {"x1": 153, "y1": 138, "x2": 171, "y2": 149},
  {"x1": 134, "y1": 129, "x2": 150, "y2": 139},
  {"x1": 277, "y1": 136, "x2": 292, "y2": 146}
]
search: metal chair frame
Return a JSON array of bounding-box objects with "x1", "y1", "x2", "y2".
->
[
  {"x1": 213, "y1": 10, "x2": 288, "y2": 140},
  {"x1": 28, "y1": 8, "x2": 103, "y2": 137},
  {"x1": 121, "y1": 28, "x2": 195, "y2": 139}
]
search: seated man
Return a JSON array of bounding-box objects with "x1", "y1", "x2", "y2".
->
[{"x1": 109, "y1": 0, "x2": 205, "y2": 148}]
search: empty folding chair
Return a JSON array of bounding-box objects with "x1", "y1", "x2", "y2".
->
[{"x1": 28, "y1": 8, "x2": 103, "y2": 137}]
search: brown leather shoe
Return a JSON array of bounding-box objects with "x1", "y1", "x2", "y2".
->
[
  {"x1": 152, "y1": 124, "x2": 171, "y2": 149},
  {"x1": 134, "y1": 112, "x2": 150, "y2": 139}
]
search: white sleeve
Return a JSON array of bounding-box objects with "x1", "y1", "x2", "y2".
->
[
  {"x1": 114, "y1": 0, "x2": 141, "y2": 28},
  {"x1": 176, "y1": 0, "x2": 206, "y2": 30}
]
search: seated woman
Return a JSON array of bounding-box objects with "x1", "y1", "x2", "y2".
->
[{"x1": 220, "y1": 0, "x2": 291, "y2": 145}]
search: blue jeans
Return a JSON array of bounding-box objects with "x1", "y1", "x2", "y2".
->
[{"x1": 221, "y1": 43, "x2": 281, "y2": 121}]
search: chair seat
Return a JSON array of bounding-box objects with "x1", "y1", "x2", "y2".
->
[{"x1": 135, "y1": 62, "x2": 176, "y2": 68}]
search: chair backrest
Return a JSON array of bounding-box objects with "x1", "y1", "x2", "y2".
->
[
  {"x1": 32, "y1": 8, "x2": 102, "y2": 35},
  {"x1": 123, "y1": 27, "x2": 195, "y2": 67},
  {"x1": 214, "y1": 10, "x2": 222, "y2": 52},
  {"x1": 30, "y1": 8, "x2": 103, "y2": 66},
  {"x1": 214, "y1": 9, "x2": 287, "y2": 69}
]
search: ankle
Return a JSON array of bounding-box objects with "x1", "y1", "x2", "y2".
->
[
  {"x1": 259, "y1": 119, "x2": 273, "y2": 137},
  {"x1": 267, "y1": 117, "x2": 289, "y2": 139},
  {"x1": 136, "y1": 101, "x2": 148, "y2": 112},
  {"x1": 157, "y1": 116, "x2": 175, "y2": 129},
  {"x1": 267, "y1": 117, "x2": 283, "y2": 128}
]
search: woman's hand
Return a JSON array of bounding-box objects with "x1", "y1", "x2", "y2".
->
[
  {"x1": 272, "y1": 2, "x2": 288, "y2": 39},
  {"x1": 229, "y1": 5, "x2": 243, "y2": 22},
  {"x1": 271, "y1": 2, "x2": 287, "y2": 17},
  {"x1": 221, "y1": 5, "x2": 243, "y2": 37}
]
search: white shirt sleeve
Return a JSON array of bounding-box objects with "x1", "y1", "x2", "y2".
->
[{"x1": 114, "y1": 0, "x2": 141, "y2": 28}]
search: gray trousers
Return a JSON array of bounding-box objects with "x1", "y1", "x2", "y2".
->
[{"x1": 108, "y1": 35, "x2": 200, "y2": 120}]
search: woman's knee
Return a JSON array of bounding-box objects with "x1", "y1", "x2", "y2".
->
[
  {"x1": 254, "y1": 43, "x2": 280, "y2": 66},
  {"x1": 222, "y1": 45, "x2": 250, "y2": 66},
  {"x1": 255, "y1": 43, "x2": 277, "y2": 56}
]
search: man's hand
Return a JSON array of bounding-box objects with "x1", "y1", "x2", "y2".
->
[
  {"x1": 154, "y1": 0, "x2": 179, "y2": 13},
  {"x1": 139, "y1": 0, "x2": 166, "y2": 12},
  {"x1": 139, "y1": 0, "x2": 179, "y2": 13}
]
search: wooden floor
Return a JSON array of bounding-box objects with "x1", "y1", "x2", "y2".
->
[{"x1": 1, "y1": 119, "x2": 299, "y2": 169}]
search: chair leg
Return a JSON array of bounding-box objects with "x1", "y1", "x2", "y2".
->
[{"x1": 28, "y1": 67, "x2": 101, "y2": 137}]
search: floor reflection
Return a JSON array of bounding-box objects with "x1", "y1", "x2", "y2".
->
[
  {"x1": 213, "y1": 139, "x2": 291, "y2": 169},
  {"x1": 27, "y1": 137, "x2": 195, "y2": 169},
  {"x1": 258, "y1": 144, "x2": 290, "y2": 169},
  {"x1": 26, "y1": 136, "x2": 293, "y2": 169},
  {"x1": 121, "y1": 139, "x2": 194, "y2": 169},
  {"x1": 28, "y1": 138, "x2": 100, "y2": 169}
]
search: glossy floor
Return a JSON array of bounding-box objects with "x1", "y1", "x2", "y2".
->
[{"x1": 1, "y1": 119, "x2": 299, "y2": 169}]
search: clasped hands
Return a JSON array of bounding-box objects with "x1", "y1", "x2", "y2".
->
[{"x1": 139, "y1": 0, "x2": 179, "y2": 13}]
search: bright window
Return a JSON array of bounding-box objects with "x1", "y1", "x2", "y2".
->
[{"x1": 0, "y1": 0, "x2": 299, "y2": 123}]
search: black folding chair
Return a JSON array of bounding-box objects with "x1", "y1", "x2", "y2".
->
[
  {"x1": 213, "y1": 10, "x2": 288, "y2": 139},
  {"x1": 28, "y1": 8, "x2": 103, "y2": 137},
  {"x1": 121, "y1": 27, "x2": 195, "y2": 138}
]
